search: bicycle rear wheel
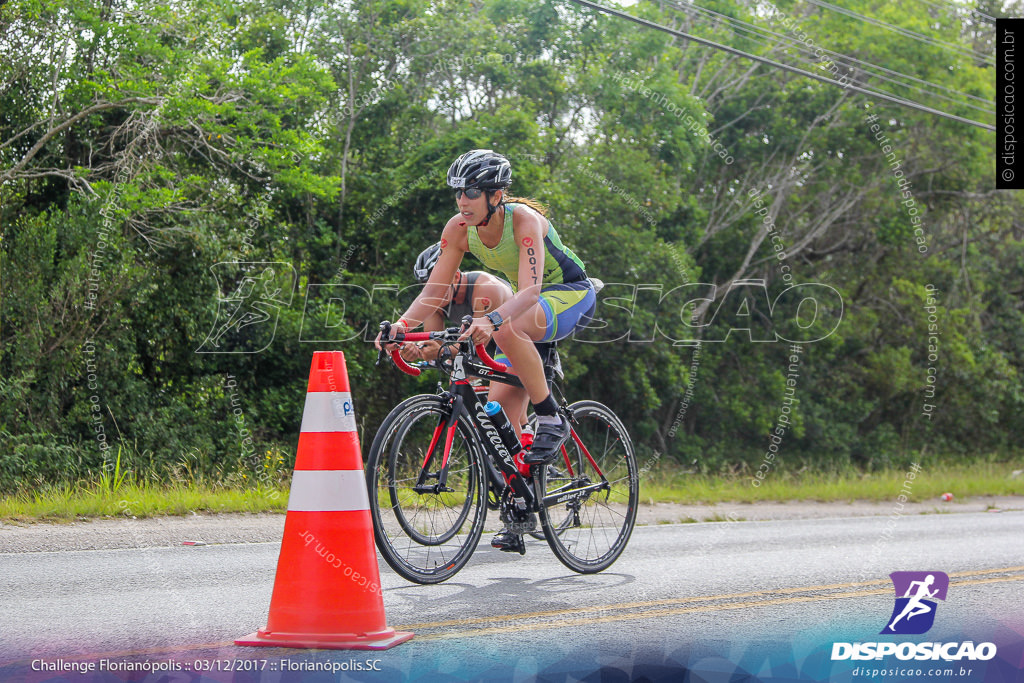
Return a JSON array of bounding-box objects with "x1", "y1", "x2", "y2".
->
[
  {"x1": 366, "y1": 394, "x2": 487, "y2": 584},
  {"x1": 536, "y1": 400, "x2": 638, "y2": 573}
]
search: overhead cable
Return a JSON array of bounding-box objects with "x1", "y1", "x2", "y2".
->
[
  {"x1": 564, "y1": 0, "x2": 995, "y2": 132},
  {"x1": 802, "y1": 0, "x2": 995, "y2": 65},
  {"x1": 907, "y1": 0, "x2": 996, "y2": 25},
  {"x1": 661, "y1": 0, "x2": 994, "y2": 113}
]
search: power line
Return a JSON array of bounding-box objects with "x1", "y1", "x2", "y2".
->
[
  {"x1": 680, "y1": 0, "x2": 993, "y2": 106},
  {"x1": 914, "y1": 0, "x2": 996, "y2": 25},
  {"x1": 803, "y1": 0, "x2": 993, "y2": 62},
  {"x1": 564, "y1": 0, "x2": 995, "y2": 131},
  {"x1": 661, "y1": 0, "x2": 994, "y2": 113},
  {"x1": 802, "y1": 0, "x2": 995, "y2": 65}
]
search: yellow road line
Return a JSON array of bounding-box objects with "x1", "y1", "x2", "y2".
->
[
  {"x1": 399, "y1": 580, "x2": 892, "y2": 630},
  {"x1": 402, "y1": 570, "x2": 1024, "y2": 640},
  {"x1": 952, "y1": 575, "x2": 1024, "y2": 587},
  {"x1": 8, "y1": 569, "x2": 1020, "y2": 663},
  {"x1": 422, "y1": 591, "x2": 892, "y2": 641},
  {"x1": 949, "y1": 565, "x2": 1024, "y2": 577},
  {"x1": 400, "y1": 566, "x2": 1024, "y2": 630}
]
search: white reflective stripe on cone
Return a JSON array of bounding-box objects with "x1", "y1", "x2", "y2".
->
[
  {"x1": 299, "y1": 392, "x2": 357, "y2": 433},
  {"x1": 287, "y1": 470, "x2": 370, "y2": 512}
]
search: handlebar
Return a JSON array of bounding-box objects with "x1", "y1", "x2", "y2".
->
[
  {"x1": 390, "y1": 349, "x2": 421, "y2": 376},
  {"x1": 376, "y1": 318, "x2": 508, "y2": 377},
  {"x1": 474, "y1": 344, "x2": 506, "y2": 373}
]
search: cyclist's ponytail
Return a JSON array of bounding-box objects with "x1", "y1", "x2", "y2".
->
[{"x1": 502, "y1": 196, "x2": 548, "y2": 217}]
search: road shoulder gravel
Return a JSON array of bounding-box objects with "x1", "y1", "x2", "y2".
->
[{"x1": 1, "y1": 497, "x2": 1020, "y2": 553}]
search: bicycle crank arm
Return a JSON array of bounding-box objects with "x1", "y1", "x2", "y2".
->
[{"x1": 412, "y1": 483, "x2": 455, "y2": 495}]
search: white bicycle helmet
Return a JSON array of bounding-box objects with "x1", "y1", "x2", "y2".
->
[
  {"x1": 446, "y1": 149, "x2": 512, "y2": 190},
  {"x1": 413, "y1": 242, "x2": 442, "y2": 283}
]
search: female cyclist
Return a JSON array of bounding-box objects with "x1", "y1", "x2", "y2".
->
[{"x1": 377, "y1": 149, "x2": 596, "y2": 466}]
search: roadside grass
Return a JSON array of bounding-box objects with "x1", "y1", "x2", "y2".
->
[
  {"x1": 638, "y1": 461, "x2": 1024, "y2": 504},
  {"x1": 1, "y1": 461, "x2": 1021, "y2": 522},
  {"x1": 0, "y1": 444, "x2": 292, "y2": 522},
  {"x1": 0, "y1": 480, "x2": 287, "y2": 522}
]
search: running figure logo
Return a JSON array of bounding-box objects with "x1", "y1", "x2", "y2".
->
[
  {"x1": 196, "y1": 262, "x2": 295, "y2": 354},
  {"x1": 881, "y1": 571, "x2": 949, "y2": 635}
]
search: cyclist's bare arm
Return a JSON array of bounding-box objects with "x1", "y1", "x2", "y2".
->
[
  {"x1": 408, "y1": 274, "x2": 510, "y2": 361},
  {"x1": 400, "y1": 310, "x2": 446, "y2": 361},
  {"x1": 375, "y1": 218, "x2": 467, "y2": 350},
  {"x1": 495, "y1": 206, "x2": 547, "y2": 324},
  {"x1": 471, "y1": 272, "x2": 513, "y2": 316},
  {"x1": 397, "y1": 218, "x2": 467, "y2": 329},
  {"x1": 458, "y1": 209, "x2": 545, "y2": 345},
  {"x1": 421, "y1": 309, "x2": 446, "y2": 332}
]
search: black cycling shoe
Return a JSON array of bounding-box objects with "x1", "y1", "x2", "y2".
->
[
  {"x1": 523, "y1": 416, "x2": 569, "y2": 464},
  {"x1": 491, "y1": 529, "x2": 526, "y2": 555}
]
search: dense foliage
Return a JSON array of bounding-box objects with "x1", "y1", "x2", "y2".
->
[{"x1": 2, "y1": 0, "x2": 1022, "y2": 491}]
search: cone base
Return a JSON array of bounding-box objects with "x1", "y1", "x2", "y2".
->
[{"x1": 235, "y1": 627, "x2": 413, "y2": 651}]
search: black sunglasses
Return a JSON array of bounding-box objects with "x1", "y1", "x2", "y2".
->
[{"x1": 454, "y1": 188, "x2": 486, "y2": 200}]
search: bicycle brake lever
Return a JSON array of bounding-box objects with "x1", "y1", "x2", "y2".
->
[{"x1": 375, "y1": 320, "x2": 392, "y2": 367}]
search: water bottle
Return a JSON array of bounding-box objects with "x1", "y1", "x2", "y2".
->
[
  {"x1": 518, "y1": 425, "x2": 535, "y2": 477},
  {"x1": 483, "y1": 401, "x2": 531, "y2": 477},
  {"x1": 520, "y1": 424, "x2": 535, "y2": 451}
]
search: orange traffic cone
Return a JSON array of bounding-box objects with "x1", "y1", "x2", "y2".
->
[{"x1": 236, "y1": 351, "x2": 413, "y2": 650}]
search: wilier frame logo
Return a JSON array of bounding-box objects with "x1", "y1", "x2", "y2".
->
[
  {"x1": 196, "y1": 262, "x2": 296, "y2": 354},
  {"x1": 881, "y1": 571, "x2": 950, "y2": 635}
]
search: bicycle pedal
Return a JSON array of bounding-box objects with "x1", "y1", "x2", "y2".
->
[
  {"x1": 496, "y1": 541, "x2": 526, "y2": 555},
  {"x1": 491, "y1": 530, "x2": 527, "y2": 555}
]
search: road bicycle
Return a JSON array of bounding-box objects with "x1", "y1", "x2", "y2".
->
[{"x1": 366, "y1": 318, "x2": 638, "y2": 584}]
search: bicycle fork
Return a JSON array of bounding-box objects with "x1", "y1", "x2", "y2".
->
[
  {"x1": 410, "y1": 392, "x2": 536, "y2": 511},
  {"x1": 413, "y1": 393, "x2": 464, "y2": 494}
]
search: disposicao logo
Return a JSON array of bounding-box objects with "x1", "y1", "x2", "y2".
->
[
  {"x1": 881, "y1": 571, "x2": 949, "y2": 635},
  {"x1": 831, "y1": 571, "x2": 997, "y2": 662}
]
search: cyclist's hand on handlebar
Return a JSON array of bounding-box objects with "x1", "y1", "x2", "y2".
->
[
  {"x1": 457, "y1": 316, "x2": 494, "y2": 347},
  {"x1": 405, "y1": 339, "x2": 442, "y2": 362},
  {"x1": 398, "y1": 339, "x2": 437, "y2": 362},
  {"x1": 374, "y1": 320, "x2": 407, "y2": 352}
]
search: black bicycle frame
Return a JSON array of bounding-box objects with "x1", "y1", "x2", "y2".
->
[
  {"x1": 414, "y1": 352, "x2": 610, "y2": 513},
  {"x1": 415, "y1": 353, "x2": 535, "y2": 507}
]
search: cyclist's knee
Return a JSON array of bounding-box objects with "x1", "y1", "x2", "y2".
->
[{"x1": 493, "y1": 324, "x2": 532, "y2": 346}]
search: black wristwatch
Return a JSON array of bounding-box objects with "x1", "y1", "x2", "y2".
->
[{"x1": 485, "y1": 311, "x2": 504, "y2": 331}]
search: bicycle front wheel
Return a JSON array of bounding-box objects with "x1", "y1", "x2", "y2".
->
[
  {"x1": 536, "y1": 400, "x2": 638, "y2": 573},
  {"x1": 365, "y1": 394, "x2": 487, "y2": 584}
]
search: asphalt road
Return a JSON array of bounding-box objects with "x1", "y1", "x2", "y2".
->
[{"x1": 2, "y1": 512, "x2": 1022, "y2": 681}]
